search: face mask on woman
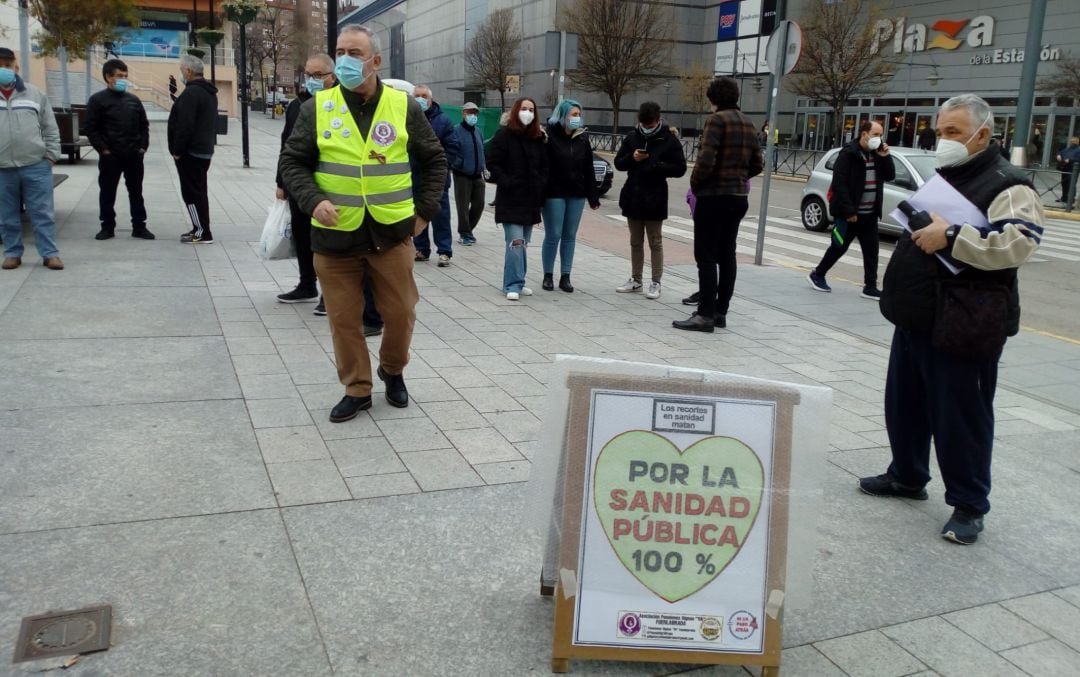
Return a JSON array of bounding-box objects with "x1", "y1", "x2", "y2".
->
[
  {"x1": 566, "y1": 115, "x2": 583, "y2": 130},
  {"x1": 518, "y1": 109, "x2": 534, "y2": 126}
]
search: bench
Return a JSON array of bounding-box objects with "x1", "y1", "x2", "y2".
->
[{"x1": 53, "y1": 107, "x2": 91, "y2": 164}]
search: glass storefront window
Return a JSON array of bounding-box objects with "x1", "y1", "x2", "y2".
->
[{"x1": 1051, "y1": 114, "x2": 1073, "y2": 162}]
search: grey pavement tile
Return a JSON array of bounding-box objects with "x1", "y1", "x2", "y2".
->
[
  {"x1": 377, "y1": 417, "x2": 453, "y2": 452},
  {"x1": 278, "y1": 343, "x2": 332, "y2": 364},
  {"x1": 239, "y1": 372, "x2": 301, "y2": 400},
  {"x1": 285, "y1": 360, "x2": 340, "y2": 385},
  {"x1": 1003, "y1": 592, "x2": 1080, "y2": 651},
  {"x1": 216, "y1": 306, "x2": 262, "y2": 322},
  {"x1": 490, "y1": 372, "x2": 549, "y2": 397},
  {"x1": 297, "y1": 383, "x2": 349, "y2": 411},
  {"x1": 457, "y1": 385, "x2": 525, "y2": 413},
  {"x1": 261, "y1": 313, "x2": 309, "y2": 329},
  {"x1": 21, "y1": 257, "x2": 205, "y2": 287},
  {"x1": 313, "y1": 408, "x2": 383, "y2": 440},
  {"x1": 445, "y1": 427, "x2": 523, "y2": 464},
  {"x1": 0, "y1": 400, "x2": 273, "y2": 533},
  {"x1": 231, "y1": 352, "x2": 288, "y2": 375},
  {"x1": 221, "y1": 320, "x2": 270, "y2": 338},
  {"x1": 1000, "y1": 638, "x2": 1080, "y2": 675},
  {"x1": 474, "y1": 460, "x2": 531, "y2": 484},
  {"x1": 212, "y1": 295, "x2": 256, "y2": 310},
  {"x1": 0, "y1": 511, "x2": 330, "y2": 673},
  {"x1": 227, "y1": 335, "x2": 279, "y2": 355},
  {"x1": 942, "y1": 603, "x2": 1050, "y2": 651},
  {"x1": 496, "y1": 344, "x2": 551, "y2": 363},
  {"x1": 398, "y1": 448, "x2": 484, "y2": 491},
  {"x1": 515, "y1": 440, "x2": 541, "y2": 460},
  {"x1": 269, "y1": 327, "x2": 321, "y2": 346},
  {"x1": 406, "y1": 377, "x2": 463, "y2": 403},
  {"x1": 255, "y1": 426, "x2": 330, "y2": 463},
  {"x1": 814, "y1": 630, "x2": 925, "y2": 677},
  {"x1": 443, "y1": 337, "x2": 500, "y2": 356},
  {"x1": 881, "y1": 617, "x2": 1027, "y2": 676},
  {"x1": 466, "y1": 353, "x2": 525, "y2": 374},
  {"x1": 414, "y1": 348, "x2": 472, "y2": 367},
  {"x1": 776, "y1": 644, "x2": 847, "y2": 677},
  {"x1": 265, "y1": 459, "x2": 351, "y2": 506},
  {"x1": 0, "y1": 285, "x2": 220, "y2": 339},
  {"x1": 345, "y1": 471, "x2": 422, "y2": 499},
  {"x1": 484, "y1": 410, "x2": 543, "y2": 443},
  {"x1": 247, "y1": 396, "x2": 314, "y2": 428},
  {"x1": 437, "y1": 364, "x2": 496, "y2": 388},
  {"x1": 368, "y1": 398, "x2": 429, "y2": 420},
  {"x1": 470, "y1": 330, "x2": 520, "y2": 347},
  {"x1": 0, "y1": 336, "x2": 239, "y2": 409},
  {"x1": 408, "y1": 333, "x2": 451, "y2": 350},
  {"x1": 1055, "y1": 586, "x2": 1080, "y2": 608},
  {"x1": 327, "y1": 436, "x2": 405, "y2": 477},
  {"x1": 419, "y1": 400, "x2": 489, "y2": 430}
]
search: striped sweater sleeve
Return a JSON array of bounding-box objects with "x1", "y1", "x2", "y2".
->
[{"x1": 951, "y1": 184, "x2": 1043, "y2": 271}]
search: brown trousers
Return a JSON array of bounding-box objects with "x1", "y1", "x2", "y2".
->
[
  {"x1": 627, "y1": 219, "x2": 664, "y2": 283},
  {"x1": 314, "y1": 240, "x2": 418, "y2": 397}
]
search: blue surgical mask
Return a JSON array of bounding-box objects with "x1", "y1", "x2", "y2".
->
[
  {"x1": 0, "y1": 67, "x2": 16, "y2": 87},
  {"x1": 567, "y1": 115, "x2": 583, "y2": 130},
  {"x1": 465, "y1": 114, "x2": 478, "y2": 126},
  {"x1": 415, "y1": 96, "x2": 430, "y2": 112},
  {"x1": 113, "y1": 79, "x2": 129, "y2": 93},
  {"x1": 304, "y1": 77, "x2": 324, "y2": 95},
  {"x1": 334, "y1": 54, "x2": 373, "y2": 91}
]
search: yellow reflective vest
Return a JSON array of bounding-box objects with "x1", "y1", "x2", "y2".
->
[{"x1": 311, "y1": 85, "x2": 413, "y2": 231}]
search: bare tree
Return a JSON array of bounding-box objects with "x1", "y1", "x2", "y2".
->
[
  {"x1": 557, "y1": 0, "x2": 672, "y2": 133},
  {"x1": 258, "y1": 4, "x2": 297, "y2": 117},
  {"x1": 787, "y1": 0, "x2": 894, "y2": 147},
  {"x1": 1040, "y1": 55, "x2": 1080, "y2": 102},
  {"x1": 678, "y1": 60, "x2": 714, "y2": 135},
  {"x1": 464, "y1": 8, "x2": 521, "y2": 111}
]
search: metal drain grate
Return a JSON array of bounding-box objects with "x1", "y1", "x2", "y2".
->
[{"x1": 13, "y1": 605, "x2": 112, "y2": 664}]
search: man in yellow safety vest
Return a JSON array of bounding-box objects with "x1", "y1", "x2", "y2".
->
[{"x1": 279, "y1": 25, "x2": 447, "y2": 422}]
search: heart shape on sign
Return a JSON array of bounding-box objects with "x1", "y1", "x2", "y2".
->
[{"x1": 592, "y1": 430, "x2": 765, "y2": 603}]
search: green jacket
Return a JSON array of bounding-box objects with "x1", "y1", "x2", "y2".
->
[{"x1": 278, "y1": 80, "x2": 447, "y2": 255}]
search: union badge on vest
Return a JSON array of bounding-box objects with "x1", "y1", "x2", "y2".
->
[{"x1": 372, "y1": 121, "x2": 398, "y2": 147}]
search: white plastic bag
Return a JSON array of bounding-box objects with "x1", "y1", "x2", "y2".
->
[{"x1": 259, "y1": 199, "x2": 294, "y2": 260}]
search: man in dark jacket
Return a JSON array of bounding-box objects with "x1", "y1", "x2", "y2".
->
[
  {"x1": 279, "y1": 25, "x2": 446, "y2": 421},
  {"x1": 451, "y1": 101, "x2": 485, "y2": 245},
  {"x1": 674, "y1": 77, "x2": 762, "y2": 332},
  {"x1": 807, "y1": 120, "x2": 894, "y2": 298},
  {"x1": 85, "y1": 59, "x2": 152, "y2": 240},
  {"x1": 867, "y1": 95, "x2": 1043, "y2": 545},
  {"x1": 412, "y1": 84, "x2": 460, "y2": 266},
  {"x1": 168, "y1": 54, "x2": 218, "y2": 243},
  {"x1": 614, "y1": 101, "x2": 686, "y2": 300}
]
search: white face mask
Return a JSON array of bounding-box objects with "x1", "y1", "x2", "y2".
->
[
  {"x1": 866, "y1": 136, "x2": 882, "y2": 151},
  {"x1": 518, "y1": 109, "x2": 534, "y2": 126},
  {"x1": 936, "y1": 113, "x2": 992, "y2": 167}
]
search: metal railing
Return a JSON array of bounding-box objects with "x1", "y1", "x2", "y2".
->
[{"x1": 1018, "y1": 168, "x2": 1071, "y2": 207}]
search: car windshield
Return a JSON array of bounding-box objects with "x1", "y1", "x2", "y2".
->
[{"x1": 905, "y1": 154, "x2": 939, "y2": 181}]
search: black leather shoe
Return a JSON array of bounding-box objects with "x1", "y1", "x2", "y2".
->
[
  {"x1": 716, "y1": 315, "x2": 727, "y2": 329},
  {"x1": 542, "y1": 273, "x2": 554, "y2": 291},
  {"x1": 377, "y1": 366, "x2": 409, "y2": 408},
  {"x1": 131, "y1": 227, "x2": 156, "y2": 240},
  {"x1": 672, "y1": 313, "x2": 714, "y2": 333},
  {"x1": 329, "y1": 394, "x2": 372, "y2": 423},
  {"x1": 559, "y1": 274, "x2": 574, "y2": 293},
  {"x1": 95, "y1": 228, "x2": 115, "y2": 240}
]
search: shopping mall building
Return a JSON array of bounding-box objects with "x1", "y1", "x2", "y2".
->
[{"x1": 343, "y1": 0, "x2": 1078, "y2": 164}]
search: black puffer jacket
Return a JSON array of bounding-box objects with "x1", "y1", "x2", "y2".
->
[
  {"x1": 544, "y1": 123, "x2": 600, "y2": 207},
  {"x1": 84, "y1": 88, "x2": 149, "y2": 156},
  {"x1": 828, "y1": 139, "x2": 895, "y2": 220},
  {"x1": 488, "y1": 126, "x2": 548, "y2": 225},
  {"x1": 614, "y1": 125, "x2": 687, "y2": 221},
  {"x1": 167, "y1": 78, "x2": 218, "y2": 157}
]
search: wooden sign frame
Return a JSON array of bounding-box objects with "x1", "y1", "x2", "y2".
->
[{"x1": 545, "y1": 371, "x2": 800, "y2": 674}]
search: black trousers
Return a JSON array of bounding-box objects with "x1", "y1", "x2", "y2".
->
[
  {"x1": 814, "y1": 213, "x2": 880, "y2": 287},
  {"x1": 98, "y1": 152, "x2": 146, "y2": 229},
  {"x1": 884, "y1": 328, "x2": 998, "y2": 515},
  {"x1": 452, "y1": 172, "x2": 485, "y2": 236},
  {"x1": 176, "y1": 155, "x2": 212, "y2": 239},
  {"x1": 289, "y1": 198, "x2": 316, "y2": 290},
  {"x1": 693, "y1": 194, "x2": 748, "y2": 319}
]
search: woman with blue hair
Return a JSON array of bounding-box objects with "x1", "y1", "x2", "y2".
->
[{"x1": 541, "y1": 99, "x2": 600, "y2": 292}]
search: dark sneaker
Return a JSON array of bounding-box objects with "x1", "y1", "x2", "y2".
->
[
  {"x1": 681, "y1": 291, "x2": 700, "y2": 306},
  {"x1": 180, "y1": 232, "x2": 213, "y2": 244},
  {"x1": 942, "y1": 508, "x2": 985, "y2": 545},
  {"x1": 377, "y1": 365, "x2": 409, "y2": 408},
  {"x1": 414, "y1": 251, "x2": 430, "y2": 262},
  {"x1": 313, "y1": 298, "x2": 327, "y2": 316},
  {"x1": 363, "y1": 324, "x2": 383, "y2": 337},
  {"x1": 329, "y1": 394, "x2": 372, "y2": 423},
  {"x1": 672, "y1": 312, "x2": 714, "y2": 333},
  {"x1": 861, "y1": 286, "x2": 882, "y2": 300},
  {"x1": 277, "y1": 287, "x2": 319, "y2": 303},
  {"x1": 807, "y1": 271, "x2": 831, "y2": 292},
  {"x1": 95, "y1": 228, "x2": 115, "y2": 240},
  {"x1": 858, "y1": 473, "x2": 928, "y2": 500},
  {"x1": 131, "y1": 227, "x2": 156, "y2": 240}
]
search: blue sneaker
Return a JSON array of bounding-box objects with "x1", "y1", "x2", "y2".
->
[
  {"x1": 807, "y1": 271, "x2": 831, "y2": 292},
  {"x1": 459, "y1": 235, "x2": 477, "y2": 246},
  {"x1": 942, "y1": 508, "x2": 984, "y2": 545}
]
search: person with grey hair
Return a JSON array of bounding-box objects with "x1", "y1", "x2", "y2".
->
[
  {"x1": 168, "y1": 53, "x2": 218, "y2": 243},
  {"x1": 411, "y1": 84, "x2": 460, "y2": 266},
  {"x1": 865, "y1": 94, "x2": 1044, "y2": 545}
]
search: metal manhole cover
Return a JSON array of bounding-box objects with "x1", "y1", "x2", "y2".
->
[{"x1": 13, "y1": 605, "x2": 112, "y2": 664}]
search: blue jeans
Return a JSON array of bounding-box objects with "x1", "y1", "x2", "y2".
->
[
  {"x1": 541, "y1": 197, "x2": 586, "y2": 275},
  {"x1": 0, "y1": 160, "x2": 59, "y2": 259},
  {"x1": 413, "y1": 188, "x2": 453, "y2": 256},
  {"x1": 502, "y1": 223, "x2": 532, "y2": 293}
]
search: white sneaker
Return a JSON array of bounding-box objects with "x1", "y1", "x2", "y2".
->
[
  {"x1": 645, "y1": 281, "x2": 661, "y2": 299},
  {"x1": 506, "y1": 291, "x2": 520, "y2": 301},
  {"x1": 616, "y1": 278, "x2": 643, "y2": 293},
  {"x1": 521, "y1": 287, "x2": 533, "y2": 296}
]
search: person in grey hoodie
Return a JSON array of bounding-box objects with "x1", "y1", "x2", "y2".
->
[{"x1": 0, "y1": 47, "x2": 63, "y2": 271}]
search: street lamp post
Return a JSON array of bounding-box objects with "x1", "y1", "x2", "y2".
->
[{"x1": 222, "y1": 0, "x2": 261, "y2": 168}]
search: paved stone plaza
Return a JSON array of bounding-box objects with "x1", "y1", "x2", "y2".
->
[{"x1": 1, "y1": 116, "x2": 1078, "y2": 676}]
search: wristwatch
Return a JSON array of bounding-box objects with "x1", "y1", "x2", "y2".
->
[{"x1": 945, "y1": 224, "x2": 959, "y2": 245}]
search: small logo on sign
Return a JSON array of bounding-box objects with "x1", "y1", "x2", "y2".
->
[
  {"x1": 371, "y1": 121, "x2": 398, "y2": 146},
  {"x1": 728, "y1": 610, "x2": 758, "y2": 640},
  {"x1": 699, "y1": 617, "x2": 722, "y2": 641},
  {"x1": 617, "y1": 612, "x2": 641, "y2": 637}
]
